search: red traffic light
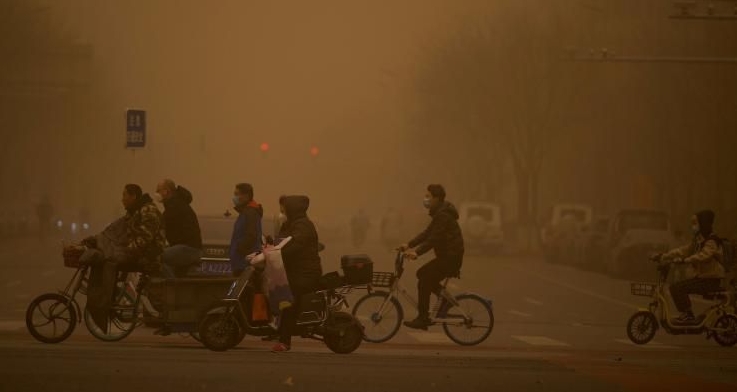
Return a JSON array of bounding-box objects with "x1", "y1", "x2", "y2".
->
[
  {"x1": 260, "y1": 143, "x2": 270, "y2": 152},
  {"x1": 310, "y1": 146, "x2": 320, "y2": 157}
]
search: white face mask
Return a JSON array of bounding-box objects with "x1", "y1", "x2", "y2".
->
[{"x1": 153, "y1": 193, "x2": 163, "y2": 203}]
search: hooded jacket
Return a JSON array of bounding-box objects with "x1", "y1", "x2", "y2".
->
[
  {"x1": 229, "y1": 199, "x2": 263, "y2": 272},
  {"x1": 664, "y1": 210, "x2": 725, "y2": 279},
  {"x1": 162, "y1": 186, "x2": 202, "y2": 249},
  {"x1": 125, "y1": 193, "x2": 166, "y2": 273},
  {"x1": 409, "y1": 201, "x2": 465, "y2": 264},
  {"x1": 279, "y1": 195, "x2": 323, "y2": 290}
]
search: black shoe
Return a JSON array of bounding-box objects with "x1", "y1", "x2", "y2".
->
[
  {"x1": 403, "y1": 316, "x2": 432, "y2": 330},
  {"x1": 261, "y1": 334, "x2": 279, "y2": 342},
  {"x1": 672, "y1": 312, "x2": 696, "y2": 325},
  {"x1": 153, "y1": 326, "x2": 171, "y2": 336}
]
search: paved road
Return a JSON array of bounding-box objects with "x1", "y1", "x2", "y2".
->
[{"x1": 1, "y1": 239, "x2": 736, "y2": 391}]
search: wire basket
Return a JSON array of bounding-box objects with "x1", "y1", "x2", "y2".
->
[
  {"x1": 371, "y1": 272, "x2": 395, "y2": 288},
  {"x1": 630, "y1": 282, "x2": 656, "y2": 297},
  {"x1": 62, "y1": 246, "x2": 85, "y2": 269}
]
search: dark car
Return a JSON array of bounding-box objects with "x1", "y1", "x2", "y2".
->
[{"x1": 603, "y1": 209, "x2": 676, "y2": 279}]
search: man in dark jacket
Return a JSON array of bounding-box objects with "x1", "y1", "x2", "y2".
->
[
  {"x1": 229, "y1": 183, "x2": 263, "y2": 277},
  {"x1": 157, "y1": 179, "x2": 203, "y2": 277},
  {"x1": 400, "y1": 184, "x2": 464, "y2": 329},
  {"x1": 272, "y1": 195, "x2": 323, "y2": 352}
]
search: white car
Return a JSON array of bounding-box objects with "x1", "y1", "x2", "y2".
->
[
  {"x1": 541, "y1": 204, "x2": 593, "y2": 263},
  {"x1": 459, "y1": 202, "x2": 504, "y2": 254}
]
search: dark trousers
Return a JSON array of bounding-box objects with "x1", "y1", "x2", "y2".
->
[
  {"x1": 278, "y1": 286, "x2": 313, "y2": 346},
  {"x1": 669, "y1": 278, "x2": 721, "y2": 313},
  {"x1": 416, "y1": 258, "x2": 461, "y2": 319}
]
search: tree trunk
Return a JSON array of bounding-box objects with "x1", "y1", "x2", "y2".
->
[{"x1": 514, "y1": 163, "x2": 530, "y2": 225}]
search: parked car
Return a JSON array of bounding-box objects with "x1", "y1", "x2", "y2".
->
[
  {"x1": 567, "y1": 216, "x2": 611, "y2": 270},
  {"x1": 541, "y1": 204, "x2": 593, "y2": 263},
  {"x1": 603, "y1": 209, "x2": 676, "y2": 279},
  {"x1": 459, "y1": 202, "x2": 504, "y2": 254}
]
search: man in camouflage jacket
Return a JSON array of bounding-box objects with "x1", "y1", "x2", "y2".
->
[{"x1": 122, "y1": 184, "x2": 167, "y2": 275}]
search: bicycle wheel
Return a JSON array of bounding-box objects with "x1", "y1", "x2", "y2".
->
[
  {"x1": 83, "y1": 305, "x2": 138, "y2": 342},
  {"x1": 351, "y1": 291, "x2": 403, "y2": 343},
  {"x1": 26, "y1": 293, "x2": 77, "y2": 343},
  {"x1": 713, "y1": 314, "x2": 737, "y2": 347},
  {"x1": 626, "y1": 311, "x2": 657, "y2": 345},
  {"x1": 442, "y1": 294, "x2": 494, "y2": 346}
]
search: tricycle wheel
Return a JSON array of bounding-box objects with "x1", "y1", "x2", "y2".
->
[
  {"x1": 324, "y1": 312, "x2": 363, "y2": 354},
  {"x1": 199, "y1": 313, "x2": 241, "y2": 352},
  {"x1": 26, "y1": 293, "x2": 77, "y2": 343},
  {"x1": 713, "y1": 314, "x2": 737, "y2": 347},
  {"x1": 626, "y1": 311, "x2": 657, "y2": 345}
]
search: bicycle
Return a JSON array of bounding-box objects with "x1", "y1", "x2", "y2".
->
[
  {"x1": 626, "y1": 256, "x2": 737, "y2": 347},
  {"x1": 26, "y1": 244, "x2": 165, "y2": 343},
  {"x1": 351, "y1": 251, "x2": 494, "y2": 346}
]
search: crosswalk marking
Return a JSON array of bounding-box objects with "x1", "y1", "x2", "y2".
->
[
  {"x1": 508, "y1": 310, "x2": 532, "y2": 318},
  {"x1": 512, "y1": 335, "x2": 570, "y2": 347},
  {"x1": 406, "y1": 332, "x2": 452, "y2": 344},
  {"x1": 524, "y1": 298, "x2": 543, "y2": 306},
  {"x1": 5, "y1": 281, "x2": 21, "y2": 288},
  {"x1": 614, "y1": 339, "x2": 680, "y2": 349}
]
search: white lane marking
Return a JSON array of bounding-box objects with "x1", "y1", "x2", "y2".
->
[
  {"x1": 5, "y1": 281, "x2": 21, "y2": 288},
  {"x1": 510, "y1": 266, "x2": 639, "y2": 310},
  {"x1": 571, "y1": 322, "x2": 585, "y2": 327},
  {"x1": 41, "y1": 270, "x2": 56, "y2": 277},
  {"x1": 406, "y1": 332, "x2": 452, "y2": 344},
  {"x1": 614, "y1": 339, "x2": 679, "y2": 349},
  {"x1": 512, "y1": 335, "x2": 570, "y2": 347},
  {"x1": 508, "y1": 310, "x2": 532, "y2": 318},
  {"x1": 524, "y1": 298, "x2": 543, "y2": 306}
]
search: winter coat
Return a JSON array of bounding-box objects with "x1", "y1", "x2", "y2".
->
[
  {"x1": 664, "y1": 234, "x2": 725, "y2": 279},
  {"x1": 279, "y1": 196, "x2": 323, "y2": 290},
  {"x1": 409, "y1": 201, "x2": 465, "y2": 266},
  {"x1": 229, "y1": 200, "x2": 263, "y2": 272},
  {"x1": 125, "y1": 194, "x2": 166, "y2": 274},
  {"x1": 162, "y1": 186, "x2": 202, "y2": 249}
]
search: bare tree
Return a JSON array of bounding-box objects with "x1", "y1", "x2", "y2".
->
[{"x1": 409, "y1": 3, "x2": 582, "y2": 229}]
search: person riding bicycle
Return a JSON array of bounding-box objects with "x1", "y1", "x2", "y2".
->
[
  {"x1": 657, "y1": 210, "x2": 726, "y2": 324},
  {"x1": 399, "y1": 184, "x2": 464, "y2": 330}
]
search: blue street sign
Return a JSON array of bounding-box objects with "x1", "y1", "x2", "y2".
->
[{"x1": 126, "y1": 109, "x2": 146, "y2": 148}]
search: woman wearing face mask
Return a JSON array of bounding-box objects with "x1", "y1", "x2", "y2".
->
[{"x1": 657, "y1": 210, "x2": 725, "y2": 324}]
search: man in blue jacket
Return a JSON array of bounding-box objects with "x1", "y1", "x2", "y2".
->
[{"x1": 229, "y1": 183, "x2": 263, "y2": 277}]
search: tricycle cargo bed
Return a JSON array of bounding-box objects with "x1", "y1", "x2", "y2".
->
[{"x1": 150, "y1": 278, "x2": 235, "y2": 323}]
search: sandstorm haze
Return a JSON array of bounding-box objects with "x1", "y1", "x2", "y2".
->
[{"x1": 3, "y1": 0, "x2": 737, "y2": 238}]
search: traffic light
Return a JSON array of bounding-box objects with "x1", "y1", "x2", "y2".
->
[
  {"x1": 310, "y1": 146, "x2": 319, "y2": 157},
  {"x1": 260, "y1": 142, "x2": 270, "y2": 152}
]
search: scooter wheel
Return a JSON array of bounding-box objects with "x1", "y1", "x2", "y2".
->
[
  {"x1": 626, "y1": 311, "x2": 657, "y2": 345},
  {"x1": 198, "y1": 313, "x2": 241, "y2": 352},
  {"x1": 713, "y1": 314, "x2": 737, "y2": 347},
  {"x1": 324, "y1": 312, "x2": 363, "y2": 354}
]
